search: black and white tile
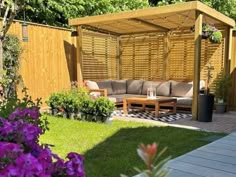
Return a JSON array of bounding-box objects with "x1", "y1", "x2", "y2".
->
[{"x1": 112, "y1": 109, "x2": 192, "y2": 123}]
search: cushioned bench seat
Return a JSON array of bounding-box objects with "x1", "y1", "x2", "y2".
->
[{"x1": 85, "y1": 79, "x2": 205, "y2": 111}]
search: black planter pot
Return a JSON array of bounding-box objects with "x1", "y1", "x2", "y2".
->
[{"x1": 198, "y1": 94, "x2": 214, "y2": 122}]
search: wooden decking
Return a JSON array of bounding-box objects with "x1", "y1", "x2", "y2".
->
[{"x1": 166, "y1": 132, "x2": 236, "y2": 177}]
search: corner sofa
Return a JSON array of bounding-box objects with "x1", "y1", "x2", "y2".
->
[{"x1": 85, "y1": 80, "x2": 205, "y2": 110}]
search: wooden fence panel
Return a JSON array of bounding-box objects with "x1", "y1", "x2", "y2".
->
[{"x1": 7, "y1": 21, "x2": 77, "y2": 103}]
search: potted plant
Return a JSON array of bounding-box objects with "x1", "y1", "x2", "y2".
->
[
  {"x1": 78, "y1": 94, "x2": 115, "y2": 123},
  {"x1": 191, "y1": 23, "x2": 222, "y2": 43},
  {"x1": 214, "y1": 73, "x2": 231, "y2": 113},
  {"x1": 198, "y1": 65, "x2": 215, "y2": 122},
  {"x1": 209, "y1": 30, "x2": 222, "y2": 44},
  {"x1": 202, "y1": 23, "x2": 214, "y2": 39}
]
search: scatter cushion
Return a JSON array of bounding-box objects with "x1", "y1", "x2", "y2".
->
[
  {"x1": 85, "y1": 80, "x2": 100, "y2": 97},
  {"x1": 171, "y1": 81, "x2": 193, "y2": 97},
  {"x1": 112, "y1": 80, "x2": 127, "y2": 95},
  {"x1": 185, "y1": 80, "x2": 206, "y2": 97},
  {"x1": 85, "y1": 80, "x2": 99, "y2": 89},
  {"x1": 156, "y1": 81, "x2": 171, "y2": 96},
  {"x1": 97, "y1": 80, "x2": 113, "y2": 95},
  {"x1": 127, "y1": 80, "x2": 144, "y2": 94},
  {"x1": 142, "y1": 81, "x2": 161, "y2": 95}
]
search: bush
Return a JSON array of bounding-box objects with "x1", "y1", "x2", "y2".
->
[{"x1": 46, "y1": 88, "x2": 89, "y2": 115}]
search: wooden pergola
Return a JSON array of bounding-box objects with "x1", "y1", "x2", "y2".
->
[{"x1": 69, "y1": 1, "x2": 235, "y2": 120}]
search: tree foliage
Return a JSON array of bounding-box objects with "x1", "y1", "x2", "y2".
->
[
  {"x1": 148, "y1": 0, "x2": 236, "y2": 19},
  {"x1": 16, "y1": 0, "x2": 149, "y2": 27}
]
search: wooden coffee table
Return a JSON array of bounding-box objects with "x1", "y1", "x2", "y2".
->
[{"x1": 123, "y1": 97, "x2": 177, "y2": 118}]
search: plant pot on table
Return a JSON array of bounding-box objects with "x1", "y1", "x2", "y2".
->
[{"x1": 198, "y1": 94, "x2": 214, "y2": 122}]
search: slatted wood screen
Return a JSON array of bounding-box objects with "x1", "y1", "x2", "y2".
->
[
  {"x1": 119, "y1": 31, "x2": 225, "y2": 84},
  {"x1": 7, "y1": 20, "x2": 77, "y2": 103},
  {"x1": 82, "y1": 30, "x2": 118, "y2": 80},
  {"x1": 168, "y1": 32, "x2": 225, "y2": 86},
  {"x1": 120, "y1": 33, "x2": 165, "y2": 80}
]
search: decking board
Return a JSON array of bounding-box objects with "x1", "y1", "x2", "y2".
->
[{"x1": 167, "y1": 133, "x2": 236, "y2": 177}]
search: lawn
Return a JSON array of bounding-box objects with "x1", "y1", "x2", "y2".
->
[{"x1": 40, "y1": 116, "x2": 224, "y2": 177}]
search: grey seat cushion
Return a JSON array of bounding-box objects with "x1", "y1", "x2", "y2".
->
[
  {"x1": 97, "y1": 80, "x2": 113, "y2": 95},
  {"x1": 127, "y1": 80, "x2": 144, "y2": 94},
  {"x1": 171, "y1": 81, "x2": 193, "y2": 97},
  {"x1": 156, "y1": 81, "x2": 170, "y2": 96},
  {"x1": 109, "y1": 94, "x2": 146, "y2": 103},
  {"x1": 175, "y1": 97, "x2": 192, "y2": 106},
  {"x1": 142, "y1": 81, "x2": 161, "y2": 95},
  {"x1": 112, "y1": 80, "x2": 127, "y2": 95}
]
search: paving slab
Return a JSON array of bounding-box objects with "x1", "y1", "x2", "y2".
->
[{"x1": 166, "y1": 133, "x2": 236, "y2": 177}]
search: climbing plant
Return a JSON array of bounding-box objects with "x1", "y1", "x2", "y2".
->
[{"x1": 1, "y1": 34, "x2": 22, "y2": 99}]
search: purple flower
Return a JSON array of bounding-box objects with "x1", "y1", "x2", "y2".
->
[
  {"x1": 0, "y1": 107, "x2": 85, "y2": 177},
  {"x1": 66, "y1": 152, "x2": 85, "y2": 177}
]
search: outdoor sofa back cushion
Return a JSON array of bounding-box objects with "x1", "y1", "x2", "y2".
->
[
  {"x1": 142, "y1": 81, "x2": 161, "y2": 95},
  {"x1": 127, "y1": 80, "x2": 144, "y2": 94},
  {"x1": 112, "y1": 80, "x2": 127, "y2": 95},
  {"x1": 156, "y1": 81, "x2": 171, "y2": 96},
  {"x1": 97, "y1": 80, "x2": 113, "y2": 95},
  {"x1": 85, "y1": 80, "x2": 101, "y2": 96},
  {"x1": 85, "y1": 80, "x2": 99, "y2": 89},
  {"x1": 171, "y1": 81, "x2": 193, "y2": 97}
]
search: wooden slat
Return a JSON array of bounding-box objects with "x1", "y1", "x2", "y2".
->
[{"x1": 7, "y1": 21, "x2": 76, "y2": 105}]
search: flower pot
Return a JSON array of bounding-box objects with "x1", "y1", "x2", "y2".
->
[
  {"x1": 79, "y1": 112, "x2": 110, "y2": 123},
  {"x1": 198, "y1": 94, "x2": 214, "y2": 122},
  {"x1": 202, "y1": 31, "x2": 211, "y2": 39},
  {"x1": 215, "y1": 103, "x2": 227, "y2": 113}
]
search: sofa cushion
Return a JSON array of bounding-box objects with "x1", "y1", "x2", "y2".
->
[
  {"x1": 112, "y1": 80, "x2": 127, "y2": 95},
  {"x1": 156, "y1": 81, "x2": 170, "y2": 96},
  {"x1": 85, "y1": 80, "x2": 99, "y2": 89},
  {"x1": 142, "y1": 81, "x2": 161, "y2": 95},
  {"x1": 127, "y1": 80, "x2": 144, "y2": 94},
  {"x1": 97, "y1": 80, "x2": 113, "y2": 95},
  {"x1": 171, "y1": 81, "x2": 193, "y2": 97},
  {"x1": 185, "y1": 80, "x2": 206, "y2": 97},
  {"x1": 109, "y1": 94, "x2": 146, "y2": 103},
  {"x1": 176, "y1": 97, "x2": 192, "y2": 106}
]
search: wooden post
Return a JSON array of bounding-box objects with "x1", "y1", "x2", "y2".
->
[
  {"x1": 76, "y1": 26, "x2": 84, "y2": 86},
  {"x1": 163, "y1": 32, "x2": 170, "y2": 80},
  {"x1": 192, "y1": 11, "x2": 202, "y2": 121},
  {"x1": 117, "y1": 36, "x2": 121, "y2": 80},
  {"x1": 224, "y1": 26, "x2": 231, "y2": 74}
]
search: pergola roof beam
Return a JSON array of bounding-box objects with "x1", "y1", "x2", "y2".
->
[
  {"x1": 130, "y1": 18, "x2": 169, "y2": 31},
  {"x1": 81, "y1": 25, "x2": 121, "y2": 36}
]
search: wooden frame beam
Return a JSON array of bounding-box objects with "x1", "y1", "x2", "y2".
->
[
  {"x1": 82, "y1": 25, "x2": 120, "y2": 36},
  {"x1": 76, "y1": 26, "x2": 84, "y2": 86},
  {"x1": 192, "y1": 11, "x2": 202, "y2": 121},
  {"x1": 130, "y1": 18, "x2": 169, "y2": 31},
  {"x1": 69, "y1": 1, "x2": 235, "y2": 30}
]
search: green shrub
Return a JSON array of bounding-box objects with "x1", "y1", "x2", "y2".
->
[
  {"x1": 93, "y1": 97, "x2": 115, "y2": 117},
  {"x1": 46, "y1": 87, "x2": 89, "y2": 114}
]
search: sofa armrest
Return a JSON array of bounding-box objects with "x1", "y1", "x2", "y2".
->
[{"x1": 88, "y1": 89, "x2": 108, "y2": 97}]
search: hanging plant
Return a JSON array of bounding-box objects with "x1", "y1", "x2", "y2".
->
[
  {"x1": 191, "y1": 23, "x2": 222, "y2": 43},
  {"x1": 209, "y1": 30, "x2": 223, "y2": 44}
]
